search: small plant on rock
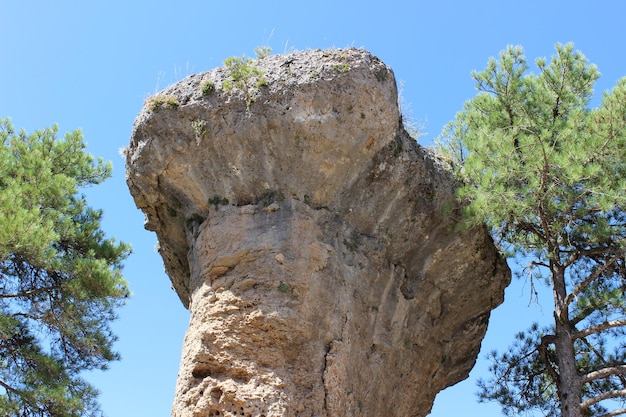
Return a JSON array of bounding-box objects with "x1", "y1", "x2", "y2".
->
[
  {"x1": 254, "y1": 46, "x2": 272, "y2": 59},
  {"x1": 332, "y1": 62, "x2": 350, "y2": 73},
  {"x1": 208, "y1": 195, "x2": 229, "y2": 210},
  {"x1": 200, "y1": 80, "x2": 215, "y2": 95},
  {"x1": 222, "y1": 49, "x2": 269, "y2": 109},
  {"x1": 191, "y1": 119, "x2": 207, "y2": 143},
  {"x1": 278, "y1": 281, "x2": 289, "y2": 293},
  {"x1": 146, "y1": 94, "x2": 179, "y2": 111}
]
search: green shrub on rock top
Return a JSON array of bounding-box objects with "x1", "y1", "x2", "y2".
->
[
  {"x1": 146, "y1": 94, "x2": 179, "y2": 111},
  {"x1": 222, "y1": 48, "x2": 270, "y2": 108},
  {"x1": 200, "y1": 80, "x2": 215, "y2": 95},
  {"x1": 254, "y1": 46, "x2": 272, "y2": 59}
]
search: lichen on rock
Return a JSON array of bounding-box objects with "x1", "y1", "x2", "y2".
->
[{"x1": 126, "y1": 48, "x2": 510, "y2": 417}]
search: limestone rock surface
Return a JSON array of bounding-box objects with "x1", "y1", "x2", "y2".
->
[{"x1": 126, "y1": 48, "x2": 510, "y2": 417}]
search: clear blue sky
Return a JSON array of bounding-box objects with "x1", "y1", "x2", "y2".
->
[{"x1": 1, "y1": 1, "x2": 625, "y2": 416}]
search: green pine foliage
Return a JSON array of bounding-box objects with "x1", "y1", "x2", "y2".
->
[
  {"x1": 438, "y1": 44, "x2": 626, "y2": 417},
  {"x1": 0, "y1": 119, "x2": 131, "y2": 416},
  {"x1": 222, "y1": 48, "x2": 269, "y2": 108}
]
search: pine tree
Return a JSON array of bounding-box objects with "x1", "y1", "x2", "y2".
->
[
  {"x1": 0, "y1": 119, "x2": 131, "y2": 416},
  {"x1": 438, "y1": 44, "x2": 626, "y2": 417}
]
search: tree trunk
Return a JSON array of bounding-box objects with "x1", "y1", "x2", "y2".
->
[
  {"x1": 555, "y1": 316, "x2": 583, "y2": 417},
  {"x1": 552, "y1": 263, "x2": 583, "y2": 417}
]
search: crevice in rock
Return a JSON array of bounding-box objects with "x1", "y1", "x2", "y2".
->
[
  {"x1": 321, "y1": 342, "x2": 332, "y2": 415},
  {"x1": 191, "y1": 363, "x2": 252, "y2": 384},
  {"x1": 400, "y1": 270, "x2": 421, "y2": 300}
]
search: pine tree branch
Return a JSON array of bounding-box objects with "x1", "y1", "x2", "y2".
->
[
  {"x1": 11, "y1": 311, "x2": 42, "y2": 321},
  {"x1": 570, "y1": 306, "x2": 595, "y2": 327},
  {"x1": 539, "y1": 334, "x2": 559, "y2": 383},
  {"x1": 577, "y1": 332, "x2": 626, "y2": 388},
  {"x1": 0, "y1": 285, "x2": 57, "y2": 299},
  {"x1": 581, "y1": 389, "x2": 626, "y2": 411},
  {"x1": 514, "y1": 220, "x2": 546, "y2": 242},
  {"x1": 583, "y1": 365, "x2": 626, "y2": 384},
  {"x1": 597, "y1": 408, "x2": 626, "y2": 417},
  {"x1": 0, "y1": 378, "x2": 20, "y2": 395},
  {"x1": 0, "y1": 379, "x2": 43, "y2": 414},
  {"x1": 563, "y1": 255, "x2": 619, "y2": 310},
  {"x1": 572, "y1": 320, "x2": 626, "y2": 340},
  {"x1": 563, "y1": 246, "x2": 622, "y2": 268}
]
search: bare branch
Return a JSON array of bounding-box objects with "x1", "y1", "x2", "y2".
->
[
  {"x1": 573, "y1": 320, "x2": 626, "y2": 340},
  {"x1": 581, "y1": 389, "x2": 626, "y2": 411},
  {"x1": 583, "y1": 365, "x2": 626, "y2": 384}
]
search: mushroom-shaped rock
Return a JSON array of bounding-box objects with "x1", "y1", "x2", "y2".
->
[{"x1": 126, "y1": 48, "x2": 510, "y2": 417}]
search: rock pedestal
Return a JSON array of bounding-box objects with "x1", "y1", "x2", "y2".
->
[{"x1": 126, "y1": 48, "x2": 510, "y2": 417}]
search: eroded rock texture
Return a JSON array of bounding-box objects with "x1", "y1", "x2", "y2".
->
[{"x1": 126, "y1": 48, "x2": 510, "y2": 417}]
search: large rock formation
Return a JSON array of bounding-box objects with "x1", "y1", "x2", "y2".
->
[{"x1": 125, "y1": 48, "x2": 510, "y2": 417}]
